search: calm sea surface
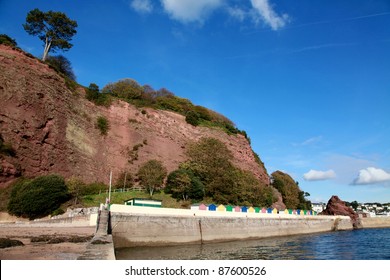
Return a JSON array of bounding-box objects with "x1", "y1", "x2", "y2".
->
[{"x1": 115, "y1": 228, "x2": 390, "y2": 260}]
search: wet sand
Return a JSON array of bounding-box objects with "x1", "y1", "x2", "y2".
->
[{"x1": 0, "y1": 225, "x2": 95, "y2": 260}]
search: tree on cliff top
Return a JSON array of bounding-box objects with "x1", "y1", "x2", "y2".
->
[{"x1": 23, "y1": 9, "x2": 77, "y2": 61}]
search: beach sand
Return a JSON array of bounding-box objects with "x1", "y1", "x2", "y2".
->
[{"x1": 0, "y1": 223, "x2": 95, "y2": 260}]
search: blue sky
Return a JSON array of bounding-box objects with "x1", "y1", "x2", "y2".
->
[{"x1": 1, "y1": 0, "x2": 389, "y2": 203}]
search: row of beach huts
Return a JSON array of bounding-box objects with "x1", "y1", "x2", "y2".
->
[
  {"x1": 123, "y1": 198, "x2": 318, "y2": 216},
  {"x1": 190, "y1": 203, "x2": 318, "y2": 216}
]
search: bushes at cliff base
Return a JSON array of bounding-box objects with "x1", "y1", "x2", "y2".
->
[{"x1": 7, "y1": 174, "x2": 70, "y2": 220}]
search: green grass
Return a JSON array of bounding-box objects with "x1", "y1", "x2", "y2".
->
[{"x1": 80, "y1": 190, "x2": 188, "y2": 209}]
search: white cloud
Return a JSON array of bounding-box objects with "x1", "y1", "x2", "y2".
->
[
  {"x1": 325, "y1": 154, "x2": 376, "y2": 185},
  {"x1": 303, "y1": 169, "x2": 336, "y2": 181},
  {"x1": 352, "y1": 167, "x2": 390, "y2": 185},
  {"x1": 130, "y1": 0, "x2": 153, "y2": 14},
  {"x1": 161, "y1": 0, "x2": 224, "y2": 23},
  {"x1": 250, "y1": 0, "x2": 289, "y2": 30},
  {"x1": 227, "y1": 6, "x2": 247, "y2": 22}
]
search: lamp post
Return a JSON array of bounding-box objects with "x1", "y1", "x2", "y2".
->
[{"x1": 108, "y1": 170, "x2": 112, "y2": 204}]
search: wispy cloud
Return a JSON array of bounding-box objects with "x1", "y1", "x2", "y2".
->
[
  {"x1": 250, "y1": 0, "x2": 289, "y2": 30},
  {"x1": 287, "y1": 12, "x2": 390, "y2": 30},
  {"x1": 130, "y1": 0, "x2": 153, "y2": 14},
  {"x1": 352, "y1": 167, "x2": 390, "y2": 185},
  {"x1": 293, "y1": 136, "x2": 323, "y2": 147},
  {"x1": 131, "y1": 0, "x2": 290, "y2": 30},
  {"x1": 160, "y1": 0, "x2": 223, "y2": 24},
  {"x1": 303, "y1": 169, "x2": 336, "y2": 181},
  {"x1": 288, "y1": 43, "x2": 356, "y2": 54},
  {"x1": 226, "y1": 6, "x2": 246, "y2": 22}
]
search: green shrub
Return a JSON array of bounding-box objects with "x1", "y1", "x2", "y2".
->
[
  {"x1": 96, "y1": 116, "x2": 109, "y2": 135},
  {"x1": 86, "y1": 83, "x2": 111, "y2": 106},
  {"x1": 45, "y1": 55, "x2": 76, "y2": 81},
  {"x1": 0, "y1": 137, "x2": 16, "y2": 157},
  {"x1": 185, "y1": 111, "x2": 200, "y2": 126},
  {"x1": 51, "y1": 208, "x2": 65, "y2": 216},
  {"x1": 7, "y1": 175, "x2": 70, "y2": 219},
  {"x1": 0, "y1": 34, "x2": 17, "y2": 47},
  {"x1": 102, "y1": 78, "x2": 143, "y2": 100}
]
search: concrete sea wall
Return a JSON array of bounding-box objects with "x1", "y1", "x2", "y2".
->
[
  {"x1": 360, "y1": 216, "x2": 390, "y2": 228},
  {"x1": 109, "y1": 205, "x2": 352, "y2": 248}
]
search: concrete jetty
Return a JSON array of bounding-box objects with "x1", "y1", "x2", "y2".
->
[{"x1": 78, "y1": 207, "x2": 115, "y2": 260}]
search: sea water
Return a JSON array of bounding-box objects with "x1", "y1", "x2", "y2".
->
[{"x1": 115, "y1": 228, "x2": 390, "y2": 260}]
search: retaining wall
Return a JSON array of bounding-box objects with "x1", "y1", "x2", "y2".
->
[
  {"x1": 109, "y1": 205, "x2": 352, "y2": 248},
  {"x1": 360, "y1": 216, "x2": 390, "y2": 228}
]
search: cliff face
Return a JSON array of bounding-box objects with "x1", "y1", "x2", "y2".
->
[{"x1": 0, "y1": 45, "x2": 269, "y2": 188}]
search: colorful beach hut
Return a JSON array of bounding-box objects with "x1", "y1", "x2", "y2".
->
[
  {"x1": 288, "y1": 209, "x2": 293, "y2": 214},
  {"x1": 208, "y1": 204, "x2": 217, "y2": 211},
  {"x1": 234, "y1": 206, "x2": 241, "y2": 212},
  {"x1": 248, "y1": 207, "x2": 255, "y2": 213},
  {"x1": 217, "y1": 204, "x2": 226, "y2": 212},
  {"x1": 254, "y1": 207, "x2": 261, "y2": 213},
  {"x1": 272, "y1": 208, "x2": 278, "y2": 214},
  {"x1": 226, "y1": 205, "x2": 233, "y2": 212},
  {"x1": 261, "y1": 208, "x2": 267, "y2": 213},
  {"x1": 199, "y1": 204, "x2": 208, "y2": 211},
  {"x1": 241, "y1": 206, "x2": 248, "y2": 213},
  {"x1": 267, "y1": 208, "x2": 273, "y2": 214}
]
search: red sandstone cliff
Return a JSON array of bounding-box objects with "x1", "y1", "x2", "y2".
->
[
  {"x1": 0, "y1": 45, "x2": 270, "y2": 192},
  {"x1": 321, "y1": 195, "x2": 362, "y2": 228}
]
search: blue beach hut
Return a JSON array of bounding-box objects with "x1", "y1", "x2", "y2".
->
[{"x1": 208, "y1": 204, "x2": 217, "y2": 211}]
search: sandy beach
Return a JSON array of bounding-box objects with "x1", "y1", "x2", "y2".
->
[{"x1": 0, "y1": 214, "x2": 96, "y2": 260}]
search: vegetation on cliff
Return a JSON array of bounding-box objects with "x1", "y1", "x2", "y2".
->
[
  {"x1": 166, "y1": 137, "x2": 276, "y2": 207},
  {"x1": 0, "y1": 34, "x2": 17, "y2": 47},
  {"x1": 271, "y1": 171, "x2": 311, "y2": 210},
  {"x1": 0, "y1": 135, "x2": 16, "y2": 157},
  {"x1": 7, "y1": 175, "x2": 70, "y2": 219},
  {"x1": 98, "y1": 78, "x2": 248, "y2": 137}
]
